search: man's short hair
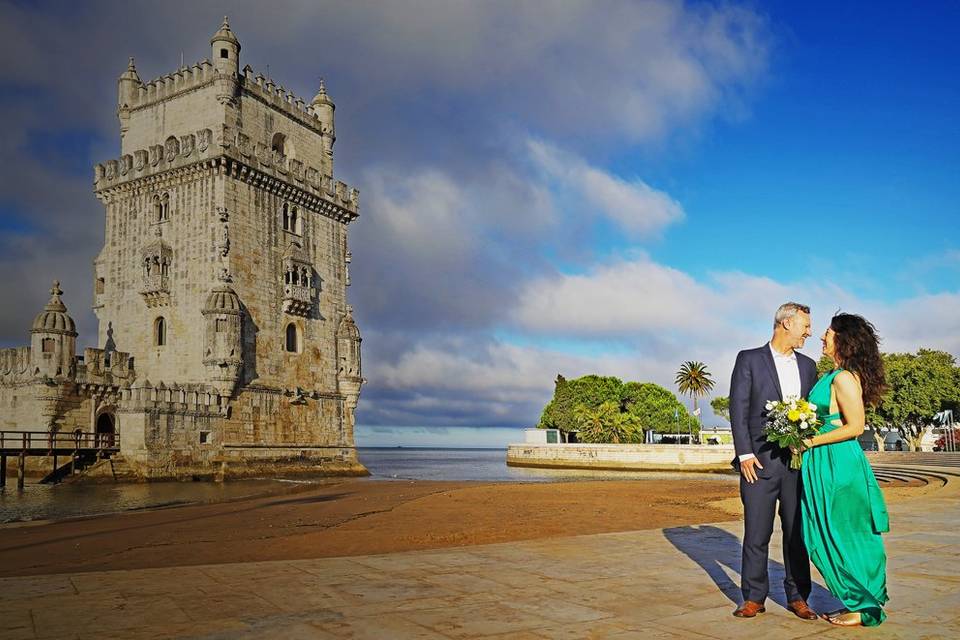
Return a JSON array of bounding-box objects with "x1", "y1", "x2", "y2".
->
[{"x1": 774, "y1": 302, "x2": 811, "y2": 329}]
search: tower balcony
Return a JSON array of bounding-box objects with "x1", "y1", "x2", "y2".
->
[
  {"x1": 283, "y1": 284, "x2": 314, "y2": 316},
  {"x1": 140, "y1": 274, "x2": 170, "y2": 307}
]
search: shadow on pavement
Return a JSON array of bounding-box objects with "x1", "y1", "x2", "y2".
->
[{"x1": 663, "y1": 524, "x2": 839, "y2": 612}]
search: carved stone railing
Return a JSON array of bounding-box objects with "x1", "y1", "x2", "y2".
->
[
  {"x1": 283, "y1": 284, "x2": 314, "y2": 316},
  {"x1": 140, "y1": 274, "x2": 170, "y2": 307}
]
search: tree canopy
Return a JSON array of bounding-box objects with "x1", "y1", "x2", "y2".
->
[
  {"x1": 871, "y1": 349, "x2": 960, "y2": 450},
  {"x1": 710, "y1": 396, "x2": 730, "y2": 422},
  {"x1": 538, "y1": 375, "x2": 697, "y2": 442}
]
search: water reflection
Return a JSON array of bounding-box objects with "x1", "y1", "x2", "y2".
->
[{"x1": 0, "y1": 479, "x2": 308, "y2": 524}]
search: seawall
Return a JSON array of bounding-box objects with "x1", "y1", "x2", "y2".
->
[{"x1": 506, "y1": 443, "x2": 737, "y2": 472}]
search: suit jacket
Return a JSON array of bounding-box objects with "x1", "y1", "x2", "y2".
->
[{"x1": 729, "y1": 344, "x2": 818, "y2": 475}]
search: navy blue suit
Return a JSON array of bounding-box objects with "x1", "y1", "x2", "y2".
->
[{"x1": 729, "y1": 344, "x2": 817, "y2": 604}]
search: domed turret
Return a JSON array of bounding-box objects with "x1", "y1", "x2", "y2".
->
[
  {"x1": 203, "y1": 283, "x2": 243, "y2": 315},
  {"x1": 210, "y1": 16, "x2": 240, "y2": 76},
  {"x1": 311, "y1": 79, "x2": 336, "y2": 162},
  {"x1": 118, "y1": 57, "x2": 143, "y2": 108},
  {"x1": 32, "y1": 281, "x2": 76, "y2": 335},
  {"x1": 30, "y1": 281, "x2": 78, "y2": 379},
  {"x1": 201, "y1": 277, "x2": 244, "y2": 395},
  {"x1": 336, "y1": 305, "x2": 363, "y2": 446}
]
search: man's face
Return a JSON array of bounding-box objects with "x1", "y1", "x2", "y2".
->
[{"x1": 784, "y1": 311, "x2": 812, "y2": 349}]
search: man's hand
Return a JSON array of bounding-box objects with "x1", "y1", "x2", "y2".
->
[{"x1": 740, "y1": 457, "x2": 764, "y2": 483}]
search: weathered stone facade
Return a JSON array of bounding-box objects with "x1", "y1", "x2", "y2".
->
[{"x1": 0, "y1": 19, "x2": 366, "y2": 480}]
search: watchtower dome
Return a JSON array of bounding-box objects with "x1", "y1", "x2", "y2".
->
[
  {"x1": 30, "y1": 281, "x2": 77, "y2": 379},
  {"x1": 211, "y1": 16, "x2": 240, "y2": 76}
]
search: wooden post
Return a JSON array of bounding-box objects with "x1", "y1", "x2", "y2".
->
[
  {"x1": 0, "y1": 454, "x2": 6, "y2": 488},
  {"x1": 18, "y1": 433, "x2": 27, "y2": 490}
]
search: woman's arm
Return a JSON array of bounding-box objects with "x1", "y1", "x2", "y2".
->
[{"x1": 804, "y1": 371, "x2": 866, "y2": 447}]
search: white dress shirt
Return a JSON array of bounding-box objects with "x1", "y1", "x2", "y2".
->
[{"x1": 739, "y1": 343, "x2": 802, "y2": 463}]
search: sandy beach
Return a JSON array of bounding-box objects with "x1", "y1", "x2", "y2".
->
[{"x1": 0, "y1": 476, "x2": 930, "y2": 579}]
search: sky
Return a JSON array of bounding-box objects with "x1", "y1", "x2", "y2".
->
[{"x1": 1, "y1": 1, "x2": 958, "y2": 447}]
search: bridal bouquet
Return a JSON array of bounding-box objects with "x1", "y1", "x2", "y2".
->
[{"x1": 763, "y1": 397, "x2": 821, "y2": 470}]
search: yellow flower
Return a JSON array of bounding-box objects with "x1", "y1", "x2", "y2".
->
[{"x1": 788, "y1": 409, "x2": 800, "y2": 421}]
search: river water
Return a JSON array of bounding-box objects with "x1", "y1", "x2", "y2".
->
[{"x1": 0, "y1": 447, "x2": 734, "y2": 524}]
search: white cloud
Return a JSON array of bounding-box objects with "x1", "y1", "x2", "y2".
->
[{"x1": 526, "y1": 139, "x2": 684, "y2": 237}]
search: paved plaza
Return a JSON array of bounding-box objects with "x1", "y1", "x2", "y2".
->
[{"x1": 1, "y1": 466, "x2": 957, "y2": 639}]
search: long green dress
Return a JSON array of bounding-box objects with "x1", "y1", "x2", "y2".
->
[{"x1": 802, "y1": 369, "x2": 889, "y2": 626}]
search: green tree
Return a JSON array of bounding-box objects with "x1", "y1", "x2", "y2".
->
[
  {"x1": 574, "y1": 401, "x2": 642, "y2": 444},
  {"x1": 675, "y1": 361, "x2": 715, "y2": 423},
  {"x1": 622, "y1": 382, "x2": 698, "y2": 437},
  {"x1": 816, "y1": 355, "x2": 834, "y2": 376},
  {"x1": 538, "y1": 374, "x2": 623, "y2": 438},
  {"x1": 873, "y1": 350, "x2": 960, "y2": 451},
  {"x1": 710, "y1": 396, "x2": 730, "y2": 423}
]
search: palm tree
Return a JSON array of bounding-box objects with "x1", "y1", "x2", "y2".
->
[{"x1": 675, "y1": 361, "x2": 716, "y2": 427}]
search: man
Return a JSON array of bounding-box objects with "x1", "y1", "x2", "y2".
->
[{"x1": 729, "y1": 302, "x2": 819, "y2": 620}]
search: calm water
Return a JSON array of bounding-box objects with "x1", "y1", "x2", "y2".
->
[
  {"x1": 358, "y1": 447, "x2": 736, "y2": 483},
  {"x1": 0, "y1": 448, "x2": 734, "y2": 524}
]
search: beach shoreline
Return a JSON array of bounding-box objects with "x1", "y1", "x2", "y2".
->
[{"x1": 0, "y1": 476, "x2": 932, "y2": 579}]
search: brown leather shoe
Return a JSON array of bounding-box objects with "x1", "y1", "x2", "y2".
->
[
  {"x1": 733, "y1": 601, "x2": 766, "y2": 617},
  {"x1": 787, "y1": 599, "x2": 818, "y2": 620}
]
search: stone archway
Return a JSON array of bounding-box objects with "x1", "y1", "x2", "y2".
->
[{"x1": 95, "y1": 412, "x2": 116, "y2": 448}]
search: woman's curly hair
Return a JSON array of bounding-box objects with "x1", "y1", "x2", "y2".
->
[{"x1": 831, "y1": 313, "x2": 888, "y2": 407}]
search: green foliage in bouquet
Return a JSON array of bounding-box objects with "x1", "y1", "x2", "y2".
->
[{"x1": 763, "y1": 397, "x2": 821, "y2": 469}]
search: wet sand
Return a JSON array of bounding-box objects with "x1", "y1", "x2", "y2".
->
[{"x1": 0, "y1": 477, "x2": 927, "y2": 577}]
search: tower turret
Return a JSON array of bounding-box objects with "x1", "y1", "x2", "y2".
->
[
  {"x1": 30, "y1": 281, "x2": 77, "y2": 379},
  {"x1": 201, "y1": 275, "x2": 244, "y2": 395},
  {"x1": 210, "y1": 16, "x2": 240, "y2": 76},
  {"x1": 311, "y1": 79, "x2": 336, "y2": 166},
  {"x1": 118, "y1": 57, "x2": 142, "y2": 108},
  {"x1": 336, "y1": 306, "x2": 363, "y2": 445}
]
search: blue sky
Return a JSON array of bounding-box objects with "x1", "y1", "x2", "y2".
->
[{"x1": 0, "y1": 1, "x2": 957, "y2": 446}]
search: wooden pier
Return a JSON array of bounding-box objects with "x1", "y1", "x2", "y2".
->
[{"x1": 0, "y1": 430, "x2": 120, "y2": 489}]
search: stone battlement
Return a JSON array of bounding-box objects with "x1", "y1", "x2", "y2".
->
[
  {"x1": 240, "y1": 66, "x2": 331, "y2": 135},
  {"x1": 0, "y1": 347, "x2": 31, "y2": 382},
  {"x1": 131, "y1": 60, "x2": 218, "y2": 108},
  {"x1": 121, "y1": 380, "x2": 228, "y2": 417},
  {"x1": 93, "y1": 126, "x2": 358, "y2": 219}
]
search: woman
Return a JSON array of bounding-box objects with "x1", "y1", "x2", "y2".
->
[{"x1": 800, "y1": 313, "x2": 889, "y2": 626}]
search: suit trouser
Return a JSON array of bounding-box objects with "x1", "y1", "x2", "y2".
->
[{"x1": 740, "y1": 464, "x2": 811, "y2": 603}]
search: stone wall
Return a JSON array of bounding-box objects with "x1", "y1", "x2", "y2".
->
[{"x1": 506, "y1": 443, "x2": 737, "y2": 472}]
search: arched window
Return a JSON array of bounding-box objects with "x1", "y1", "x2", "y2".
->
[
  {"x1": 285, "y1": 323, "x2": 298, "y2": 353},
  {"x1": 282, "y1": 202, "x2": 290, "y2": 231},
  {"x1": 271, "y1": 132, "x2": 287, "y2": 156},
  {"x1": 290, "y1": 207, "x2": 299, "y2": 234},
  {"x1": 42, "y1": 338, "x2": 55, "y2": 353},
  {"x1": 216, "y1": 318, "x2": 227, "y2": 333},
  {"x1": 154, "y1": 317, "x2": 166, "y2": 346},
  {"x1": 154, "y1": 193, "x2": 170, "y2": 222}
]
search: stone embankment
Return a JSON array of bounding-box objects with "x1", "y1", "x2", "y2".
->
[{"x1": 506, "y1": 443, "x2": 736, "y2": 472}]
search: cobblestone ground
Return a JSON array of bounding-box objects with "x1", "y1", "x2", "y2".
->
[{"x1": 1, "y1": 464, "x2": 957, "y2": 639}]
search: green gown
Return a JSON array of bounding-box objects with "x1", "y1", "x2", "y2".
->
[{"x1": 802, "y1": 369, "x2": 889, "y2": 626}]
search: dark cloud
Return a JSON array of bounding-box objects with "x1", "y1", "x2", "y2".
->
[{"x1": 0, "y1": 1, "x2": 773, "y2": 424}]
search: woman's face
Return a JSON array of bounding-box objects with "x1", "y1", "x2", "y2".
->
[{"x1": 822, "y1": 327, "x2": 837, "y2": 361}]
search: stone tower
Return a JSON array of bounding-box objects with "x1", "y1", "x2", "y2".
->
[{"x1": 86, "y1": 18, "x2": 365, "y2": 478}]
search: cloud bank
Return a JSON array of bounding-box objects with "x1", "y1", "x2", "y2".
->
[{"x1": 1, "y1": 2, "x2": 955, "y2": 432}]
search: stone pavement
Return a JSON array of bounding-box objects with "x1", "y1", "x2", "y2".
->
[{"x1": 1, "y1": 467, "x2": 957, "y2": 640}]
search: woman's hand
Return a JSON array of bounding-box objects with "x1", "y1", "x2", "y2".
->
[{"x1": 790, "y1": 438, "x2": 815, "y2": 455}]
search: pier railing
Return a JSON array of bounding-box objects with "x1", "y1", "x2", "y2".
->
[{"x1": 0, "y1": 429, "x2": 120, "y2": 489}]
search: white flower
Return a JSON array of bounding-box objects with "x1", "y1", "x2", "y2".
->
[
  {"x1": 800, "y1": 421, "x2": 808, "y2": 429},
  {"x1": 765, "y1": 402, "x2": 774, "y2": 410},
  {"x1": 808, "y1": 403, "x2": 817, "y2": 411}
]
